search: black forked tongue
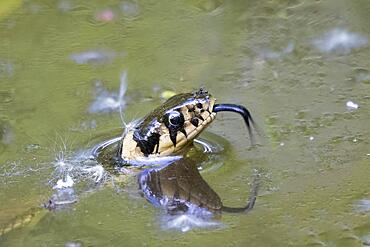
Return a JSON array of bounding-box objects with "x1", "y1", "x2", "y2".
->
[{"x1": 213, "y1": 103, "x2": 255, "y2": 144}]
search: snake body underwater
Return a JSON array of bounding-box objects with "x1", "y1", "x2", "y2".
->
[{"x1": 0, "y1": 88, "x2": 258, "y2": 236}]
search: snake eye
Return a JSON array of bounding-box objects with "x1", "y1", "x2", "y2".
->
[{"x1": 165, "y1": 111, "x2": 184, "y2": 128}]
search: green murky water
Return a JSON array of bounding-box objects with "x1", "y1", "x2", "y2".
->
[{"x1": 1, "y1": 0, "x2": 370, "y2": 246}]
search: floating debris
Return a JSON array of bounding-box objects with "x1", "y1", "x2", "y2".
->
[
  {"x1": 355, "y1": 199, "x2": 370, "y2": 213},
  {"x1": 160, "y1": 90, "x2": 177, "y2": 100},
  {"x1": 312, "y1": 28, "x2": 368, "y2": 54},
  {"x1": 88, "y1": 73, "x2": 127, "y2": 113},
  {"x1": 0, "y1": 60, "x2": 13, "y2": 78},
  {"x1": 95, "y1": 9, "x2": 116, "y2": 22},
  {"x1": 260, "y1": 42, "x2": 295, "y2": 60},
  {"x1": 69, "y1": 50, "x2": 117, "y2": 65},
  {"x1": 57, "y1": 0, "x2": 72, "y2": 12},
  {"x1": 120, "y1": 1, "x2": 140, "y2": 18},
  {"x1": 346, "y1": 100, "x2": 359, "y2": 110}
]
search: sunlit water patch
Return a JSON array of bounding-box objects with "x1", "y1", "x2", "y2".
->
[{"x1": 69, "y1": 50, "x2": 122, "y2": 65}]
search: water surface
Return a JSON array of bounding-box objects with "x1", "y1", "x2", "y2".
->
[{"x1": 1, "y1": 0, "x2": 370, "y2": 246}]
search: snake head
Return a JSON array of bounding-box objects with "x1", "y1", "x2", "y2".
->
[
  {"x1": 120, "y1": 88, "x2": 216, "y2": 160},
  {"x1": 120, "y1": 88, "x2": 254, "y2": 162}
]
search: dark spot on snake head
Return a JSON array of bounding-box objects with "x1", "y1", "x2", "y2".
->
[
  {"x1": 133, "y1": 131, "x2": 160, "y2": 156},
  {"x1": 190, "y1": 118, "x2": 199, "y2": 127},
  {"x1": 196, "y1": 103, "x2": 203, "y2": 109}
]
